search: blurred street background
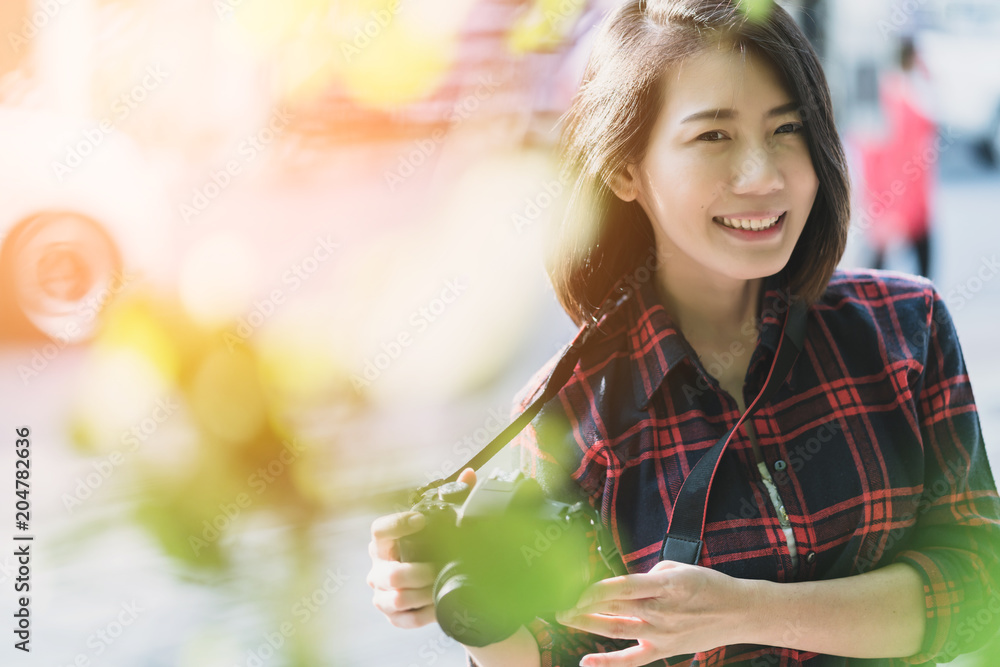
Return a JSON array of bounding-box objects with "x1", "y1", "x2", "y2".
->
[{"x1": 0, "y1": 0, "x2": 999, "y2": 665}]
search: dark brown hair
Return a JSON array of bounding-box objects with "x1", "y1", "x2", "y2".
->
[{"x1": 549, "y1": 0, "x2": 850, "y2": 327}]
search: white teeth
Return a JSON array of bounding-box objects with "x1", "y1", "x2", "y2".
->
[{"x1": 716, "y1": 214, "x2": 781, "y2": 231}]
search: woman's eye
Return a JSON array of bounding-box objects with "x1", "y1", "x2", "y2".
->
[
  {"x1": 698, "y1": 131, "x2": 726, "y2": 142},
  {"x1": 775, "y1": 122, "x2": 804, "y2": 135}
]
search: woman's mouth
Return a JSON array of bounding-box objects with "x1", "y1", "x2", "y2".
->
[{"x1": 712, "y1": 212, "x2": 785, "y2": 231}]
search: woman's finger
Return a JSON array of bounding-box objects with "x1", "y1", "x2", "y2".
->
[
  {"x1": 575, "y1": 572, "x2": 667, "y2": 607},
  {"x1": 374, "y1": 602, "x2": 437, "y2": 629},
  {"x1": 568, "y1": 597, "x2": 648, "y2": 618},
  {"x1": 554, "y1": 612, "x2": 647, "y2": 639},
  {"x1": 371, "y1": 585, "x2": 434, "y2": 614},
  {"x1": 457, "y1": 468, "x2": 477, "y2": 486},
  {"x1": 370, "y1": 512, "x2": 426, "y2": 561},
  {"x1": 580, "y1": 642, "x2": 658, "y2": 667},
  {"x1": 366, "y1": 559, "x2": 436, "y2": 591}
]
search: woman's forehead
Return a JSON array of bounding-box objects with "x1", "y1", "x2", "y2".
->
[{"x1": 659, "y1": 45, "x2": 794, "y2": 121}]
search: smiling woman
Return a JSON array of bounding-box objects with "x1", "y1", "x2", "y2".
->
[
  {"x1": 366, "y1": 2, "x2": 1000, "y2": 666},
  {"x1": 604, "y1": 43, "x2": 819, "y2": 377},
  {"x1": 549, "y1": 3, "x2": 848, "y2": 335}
]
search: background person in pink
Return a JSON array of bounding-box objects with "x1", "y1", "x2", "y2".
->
[{"x1": 858, "y1": 37, "x2": 937, "y2": 279}]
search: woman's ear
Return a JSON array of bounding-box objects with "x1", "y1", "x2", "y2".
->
[{"x1": 608, "y1": 163, "x2": 642, "y2": 202}]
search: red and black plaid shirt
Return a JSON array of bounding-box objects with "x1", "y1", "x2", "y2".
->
[{"x1": 510, "y1": 269, "x2": 1000, "y2": 666}]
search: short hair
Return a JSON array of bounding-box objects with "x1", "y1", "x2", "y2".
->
[{"x1": 548, "y1": 0, "x2": 850, "y2": 327}]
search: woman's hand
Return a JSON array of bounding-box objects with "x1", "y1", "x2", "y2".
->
[
  {"x1": 554, "y1": 560, "x2": 758, "y2": 667},
  {"x1": 366, "y1": 468, "x2": 476, "y2": 629}
]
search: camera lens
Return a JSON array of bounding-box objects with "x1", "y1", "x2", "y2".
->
[{"x1": 433, "y1": 561, "x2": 519, "y2": 647}]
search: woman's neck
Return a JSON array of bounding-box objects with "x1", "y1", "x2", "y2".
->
[{"x1": 656, "y1": 267, "x2": 762, "y2": 349}]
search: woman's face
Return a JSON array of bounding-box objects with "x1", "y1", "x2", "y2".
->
[{"x1": 614, "y1": 44, "x2": 819, "y2": 284}]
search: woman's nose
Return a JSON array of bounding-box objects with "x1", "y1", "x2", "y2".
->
[{"x1": 730, "y1": 145, "x2": 784, "y2": 195}]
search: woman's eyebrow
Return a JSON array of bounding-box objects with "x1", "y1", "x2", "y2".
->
[{"x1": 679, "y1": 101, "x2": 801, "y2": 124}]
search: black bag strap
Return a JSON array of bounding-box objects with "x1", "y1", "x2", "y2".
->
[{"x1": 659, "y1": 301, "x2": 808, "y2": 565}]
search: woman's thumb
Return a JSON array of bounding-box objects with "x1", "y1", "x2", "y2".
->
[{"x1": 457, "y1": 467, "x2": 477, "y2": 486}]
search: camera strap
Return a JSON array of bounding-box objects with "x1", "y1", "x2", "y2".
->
[
  {"x1": 412, "y1": 289, "x2": 632, "y2": 502},
  {"x1": 659, "y1": 300, "x2": 808, "y2": 565}
]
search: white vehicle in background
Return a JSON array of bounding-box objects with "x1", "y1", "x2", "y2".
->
[
  {"x1": 0, "y1": 107, "x2": 171, "y2": 342},
  {"x1": 913, "y1": 0, "x2": 1000, "y2": 165}
]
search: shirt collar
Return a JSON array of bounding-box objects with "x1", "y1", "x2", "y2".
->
[{"x1": 626, "y1": 270, "x2": 792, "y2": 411}]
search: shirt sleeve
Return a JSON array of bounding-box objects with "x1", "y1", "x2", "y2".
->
[{"x1": 892, "y1": 289, "x2": 1000, "y2": 663}]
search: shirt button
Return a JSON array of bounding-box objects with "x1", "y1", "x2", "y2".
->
[
  {"x1": 805, "y1": 551, "x2": 817, "y2": 564},
  {"x1": 774, "y1": 459, "x2": 787, "y2": 471}
]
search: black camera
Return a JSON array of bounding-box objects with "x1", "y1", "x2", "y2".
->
[{"x1": 397, "y1": 470, "x2": 602, "y2": 647}]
